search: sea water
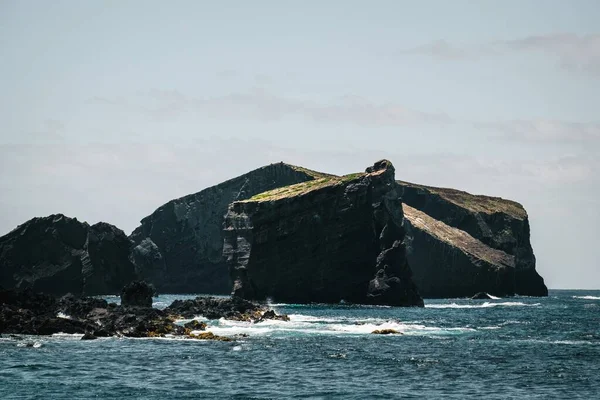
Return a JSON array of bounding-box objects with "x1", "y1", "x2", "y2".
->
[{"x1": 1, "y1": 290, "x2": 599, "y2": 399}]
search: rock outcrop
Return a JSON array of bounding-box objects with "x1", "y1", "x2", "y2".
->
[
  {"x1": 398, "y1": 181, "x2": 547, "y2": 297},
  {"x1": 129, "y1": 162, "x2": 329, "y2": 294},
  {"x1": 223, "y1": 160, "x2": 424, "y2": 307},
  {"x1": 0, "y1": 215, "x2": 137, "y2": 296},
  {"x1": 121, "y1": 281, "x2": 155, "y2": 308},
  {"x1": 0, "y1": 287, "x2": 288, "y2": 338}
]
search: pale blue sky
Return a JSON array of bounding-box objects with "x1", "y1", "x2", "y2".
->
[{"x1": 1, "y1": 0, "x2": 599, "y2": 288}]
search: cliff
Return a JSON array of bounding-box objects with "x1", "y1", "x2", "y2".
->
[
  {"x1": 223, "y1": 160, "x2": 424, "y2": 306},
  {"x1": 0, "y1": 215, "x2": 137, "y2": 296},
  {"x1": 129, "y1": 163, "x2": 330, "y2": 293},
  {"x1": 397, "y1": 181, "x2": 547, "y2": 296}
]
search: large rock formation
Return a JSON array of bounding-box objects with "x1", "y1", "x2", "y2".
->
[
  {"x1": 129, "y1": 162, "x2": 329, "y2": 294},
  {"x1": 0, "y1": 214, "x2": 137, "y2": 296},
  {"x1": 223, "y1": 160, "x2": 424, "y2": 306},
  {"x1": 398, "y1": 181, "x2": 547, "y2": 297}
]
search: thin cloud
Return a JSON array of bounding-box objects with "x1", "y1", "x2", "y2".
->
[
  {"x1": 123, "y1": 88, "x2": 454, "y2": 126},
  {"x1": 402, "y1": 33, "x2": 600, "y2": 76},
  {"x1": 476, "y1": 119, "x2": 600, "y2": 144}
]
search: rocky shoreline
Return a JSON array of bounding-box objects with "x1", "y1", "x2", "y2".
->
[{"x1": 0, "y1": 282, "x2": 288, "y2": 341}]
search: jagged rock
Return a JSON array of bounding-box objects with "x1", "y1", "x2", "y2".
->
[
  {"x1": 0, "y1": 287, "x2": 278, "y2": 341},
  {"x1": 121, "y1": 281, "x2": 155, "y2": 308},
  {"x1": 257, "y1": 309, "x2": 290, "y2": 323},
  {"x1": 166, "y1": 296, "x2": 264, "y2": 320},
  {"x1": 223, "y1": 160, "x2": 424, "y2": 307},
  {"x1": 183, "y1": 320, "x2": 207, "y2": 330},
  {"x1": 129, "y1": 162, "x2": 329, "y2": 294},
  {"x1": 0, "y1": 214, "x2": 137, "y2": 296},
  {"x1": 398, "y1": 181, "x2": 547, "y2": 297},
  {"x1": 471, "y1": 292, "x2": 494, "y2": 300},
  {"x1": 81, "y1": 332, "x2": 97, "y2": 340}
]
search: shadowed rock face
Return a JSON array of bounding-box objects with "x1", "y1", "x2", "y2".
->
[
  {"x1": 129, "y1": 163, "x2": 328, "y2": 294},
  {"x1": 404, "y1": 205, "x2": 516, "y2": 298},
  {"x1": 0, "y1": 215, "x2": 137, "y2": 296},
  {"x1": 398, "y1": 181, "x2": 547, "y2": 297},
  {"x1": 223, "y1": 160, "x2": 424, "y2": 307}
]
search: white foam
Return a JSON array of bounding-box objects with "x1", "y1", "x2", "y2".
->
[
  {"x1": 573, "y1": 296, "x2": 600, "y2": 300},
  {"x1": 426, "y1": 302, "x2": 540, "y2": 309},
  {"x1": 56, "y1": 312, "x2": 71, "y2": 319}
]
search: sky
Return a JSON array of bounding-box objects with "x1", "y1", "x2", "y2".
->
[{"x1": 1, "y1": 0, "x2": 598, "y2": 289}]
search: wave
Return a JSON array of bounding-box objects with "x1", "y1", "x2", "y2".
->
[
  {"x1": 425, "y1": 302, "x2": 540, "y2": 309},
  {"x1": 198, "y1": 315, "x2": 476, "y2": 338},
  {"x1": 573, "y1": 296, "x2": 600, "y2": 300}
]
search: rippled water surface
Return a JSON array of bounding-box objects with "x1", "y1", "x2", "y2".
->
[{"x1": 1, "y1": 290, "x2": 599, "y2": 399}]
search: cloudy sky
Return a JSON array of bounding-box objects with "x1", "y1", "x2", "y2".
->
[{"x1": 1, "y1": 0, "x2": 598, "y2": 288}]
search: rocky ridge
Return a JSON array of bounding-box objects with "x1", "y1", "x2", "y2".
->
[{"x1": 129, "y1": 162, "x2": 330, "y2": 293}]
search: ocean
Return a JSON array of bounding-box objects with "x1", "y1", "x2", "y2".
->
[{"x1": 1, "y1": 290, "x2": 599, "y2": 399}]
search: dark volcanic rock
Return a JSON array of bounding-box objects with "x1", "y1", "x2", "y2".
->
[
  {"x1": 121, "y1": 281, "x2": 155, "y2": 308},
  {"x1": 403, "y1": 205, "x2": 516, "y2": 298},
  {"x1": 166, "y1": 296, "x2": 267, "y2": 320},
  {"x1": 0, "y1": 214, "x2": 138, "y2": 296},
  {"x1": 81, "y1": 223, "x2": 138, "y2": 296},
  {"x1": 129, "y1": 162, "x2": 330, "y2": 294},
  {"x1": 398, "y1": 181, "x2": 547, "y2": 297},
  {"x1": 223, "y1": 160, "x2": 423, "y2": 307}
]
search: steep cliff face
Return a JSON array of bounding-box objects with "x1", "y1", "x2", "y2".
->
[
  {"x1": 223, "y1": 160, "x2": 423, "y2": 306},
  {"x1": 403, "y1": 205, "x2": 517, "y2": 298},
  {"x1": 129, "y1": 163, "x2": 329, "y2": 294},
  {"x1": 0, "y1": 215, "x2": 137, "y2": 296},
  {"x1": 397, "y1": 181, "x2": 547, "y2": 296}
]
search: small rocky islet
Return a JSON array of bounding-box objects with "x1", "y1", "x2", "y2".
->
[{"x1": 0, "y1": 159, "x2": 548, "y2": 338}]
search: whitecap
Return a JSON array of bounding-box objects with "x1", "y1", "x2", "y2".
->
[
  {"x1": 426, "y1": 302, "x2": 540, "y2": 309},
  {"x1": 56, "y1": 312, "x2": 71, "y2": 319},
  {"x1": 573, "y1": 295, "x2": 600, "y2": 300}
]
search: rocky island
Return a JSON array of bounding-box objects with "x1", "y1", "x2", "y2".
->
[{"x1": 0, "y1": 159, "x2": 547, "y2": 303}]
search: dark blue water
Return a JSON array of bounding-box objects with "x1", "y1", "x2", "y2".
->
[{"x1": 1, "y1": 290, "x2": 599, "y2": 399}]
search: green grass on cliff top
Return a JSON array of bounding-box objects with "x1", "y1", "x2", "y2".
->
[
  {"x1": 397, "y1": 180, "x2": 527, "y2": 219},
  {"x1": 243, "y1": 172, "x2": 366, "y2": 202}
]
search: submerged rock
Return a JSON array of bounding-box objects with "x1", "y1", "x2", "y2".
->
[
  {"x1": 223, "y1": 160, "x2": 423, "y2": 307},
  {"x1": 398, "y1": 181, "x2": 547, "y2": 297},
  {"x1": 371, "y1": 329, "x2": 402, "y2": 335},
  {"x1": 0, "y1": 214, "x2": 137, "y2": 296}
]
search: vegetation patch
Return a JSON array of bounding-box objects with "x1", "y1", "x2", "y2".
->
[{"x1": 244, "y1": 172, "x2": 367, "y2": 203}]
